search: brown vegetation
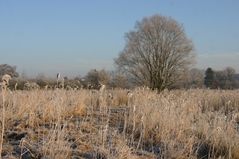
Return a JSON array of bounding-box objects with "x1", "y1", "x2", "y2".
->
[{"x1": 0, "y1": 88, "x2": 239, "y2": 158}]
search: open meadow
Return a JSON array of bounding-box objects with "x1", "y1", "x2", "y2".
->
[
  {"x1": 0, "y1": 88, "x2": 239, "y2": 159},
  {"x1": 1, "y1": 1, "x2": 239, "y2": 159}
]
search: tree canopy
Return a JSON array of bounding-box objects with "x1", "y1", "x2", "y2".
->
[{"x1": 115, "y1": 15, "x2": 194, "y2": 91}]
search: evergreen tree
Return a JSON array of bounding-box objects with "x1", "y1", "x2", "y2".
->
[{"x1": 204, "y1": 68, "x2": 215, "y2": 88}]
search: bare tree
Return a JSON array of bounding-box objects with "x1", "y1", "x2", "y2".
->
[
  {"x1": 85, "y1": 69, "x2": 110, "y2": 89},
  {"x1": 171, "y1": 68, "x2": 204, "y2": 89},
  {"x1": 224, "y1": 67, "x2": 236, "y2": 81},
  {"x1": 214, "y1": 67, "x2": 236, "y2": 89},
  {"x1": 115, "y1": 15, "x2": 194, "y2": 91},
  {"x1": 0, "y1": 64, "x2": 19, "y2": 78},
  {"x1": 110, "y1": 72, "x2": 129, "y2": 88},
  {"x1": 98, "y1": 69, "x2": 110, "y2": 85},
  {"x1": 188, "y1": 68, "x2": 204, "y2": 88}
]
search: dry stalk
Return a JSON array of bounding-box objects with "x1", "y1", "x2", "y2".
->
[
  {"x1": 0, "y1": 74, "x2": 11, "y2": 159},
  {"x1": 131, "y1": 104, "x2": 136, "y2": 145},
  {"x1": 136, "y1": 114, "x2": 144, "y2": 150},
  {"x1": 123, "y1": 108, "x2": 128, "y2": 139},
  {"x1": 56, "y1": 73, "x2": 60, "y2": 89}
]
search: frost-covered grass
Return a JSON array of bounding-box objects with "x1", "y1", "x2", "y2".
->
[{"x1": 1, "y1": 89, "x2": 239, "y2": 159}]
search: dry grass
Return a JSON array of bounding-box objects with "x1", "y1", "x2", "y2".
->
[{"x1": 0, "y1": 88, "x2": 239, "y2": 159}]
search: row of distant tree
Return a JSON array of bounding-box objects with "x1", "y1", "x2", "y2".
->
[
  {"x1": 204, "y1": 67, "x2": 238, "y2": 89},
  {"x1": 0, "y1": 64, "x2": 129, "y2": 90},
  {"x1": 0, "y1": 64, "x2": 239, "y2": 90}
]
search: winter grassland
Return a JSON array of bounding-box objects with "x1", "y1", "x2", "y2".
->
[{"x1": 0, "y1": 88, "x2": 239, "y2": 159}]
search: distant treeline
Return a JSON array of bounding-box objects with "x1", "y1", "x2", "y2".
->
[{"x1": 1, "y1": 64, "x2": 239, "y2": 90}]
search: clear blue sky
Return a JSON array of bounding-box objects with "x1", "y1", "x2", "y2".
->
[{"x1": 1, "y1": 0, "x2": 239, "y2": 77}]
